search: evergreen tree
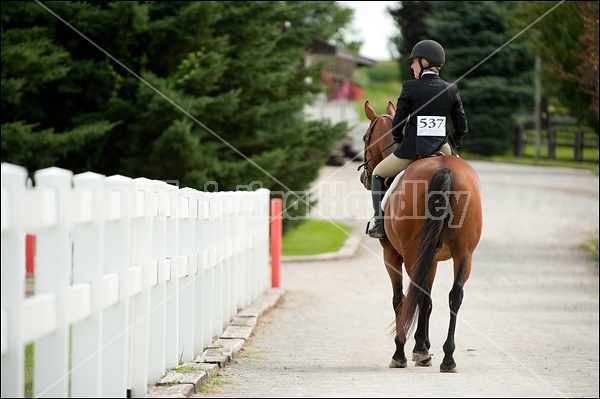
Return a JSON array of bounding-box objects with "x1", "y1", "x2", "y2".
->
[
  {"x1": 1, "y1": 1, "x2": 117, "y2": 174},
  {"x1": 1, "y1": 1, "x2": 353, "y2": 224},
  {"x1": 389, "y1": 1, "x2": 433, "y2": 81},
  {"x1": 388, "y1": 1, "x2": 533, "y2": 156},
  {"x1": 425, "y1": 1, "x2": 534, "y2": 155}
]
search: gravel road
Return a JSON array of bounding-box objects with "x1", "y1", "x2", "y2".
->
[{"x1": 195, "y1": 160, "x2": 599, "y2": 398}]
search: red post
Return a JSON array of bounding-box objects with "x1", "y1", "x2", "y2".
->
[
  {"x1": 270, "y1": 198, "x2": 282, "y2": 288},
  {"x1": 26, "y1": 234, "x2": 35, "y2": 274}
]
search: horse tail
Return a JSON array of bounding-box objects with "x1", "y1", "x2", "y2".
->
[{"x1": 398, "y1": 167, "x2": 452, "y2": 338}]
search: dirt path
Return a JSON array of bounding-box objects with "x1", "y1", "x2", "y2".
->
[{"x1": 195, "y1": 160, "x2": 599, "y2": 398}]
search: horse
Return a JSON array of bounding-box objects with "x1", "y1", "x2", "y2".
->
[{"x1": 359, "y1": 100, "x2": 483, "y2": 372}]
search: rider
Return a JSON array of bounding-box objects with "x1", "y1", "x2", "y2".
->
[{"x1": 367, "y1": 39, "x2": 468, "y2": 239}]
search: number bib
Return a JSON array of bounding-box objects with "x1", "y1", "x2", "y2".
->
[{"x1": 417, "y1": 116, "x2": 446, "y2": 137}]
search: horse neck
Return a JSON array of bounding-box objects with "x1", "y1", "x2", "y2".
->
[{"x1": 368, "y1": 120, "x2": 394, "y2": 171}]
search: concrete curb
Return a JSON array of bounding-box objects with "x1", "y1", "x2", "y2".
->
[{"x1": 143, "y1": 287, "x2": 285, "y2": 398}]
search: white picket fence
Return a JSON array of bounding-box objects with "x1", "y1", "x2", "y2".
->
[{"x1": 1, "y1": 162, "x2": 272, "y2": 398}]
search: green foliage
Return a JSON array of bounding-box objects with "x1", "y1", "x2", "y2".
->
[
  {"x1": 507, "y1": 2, "x2": 599, "y2": 131},
  {"x1": 389, "y1": 1, "x2": 433, "y2": 81},
  {"x1": 1, "y1": 1, "x2": 355, "y2": 223},
  {"x1": 1, "y1": 120, "x2": 116, "y2": 176},
  {"x1": 387, "y1": 2, "x2": 535, "y2": 156},
  {"x1": 354, "y1": 61, "x2": 403, "y2": 121},
  {"x1": 424, "y1": 1, "x2": 534, "y2": 156},
  {"x1": 361, "y1": 61, "x2": 401, "y2": 83}
]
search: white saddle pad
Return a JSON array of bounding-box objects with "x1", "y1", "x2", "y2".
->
[{"x1": 381, "y1": 170, "x2": 405, "y2": 210}]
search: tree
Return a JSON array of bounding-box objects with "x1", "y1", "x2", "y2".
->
[
  {"x1": 389, "y1": 1, "x2": 433, "y2": 82},
  {"x1": 1, "y1": 1, "x2": 353, "y2": 225},
  {"x1": 560, "y1": 2, "x2": 599, "y2": 120},
  {"x1": 509, "y1": 1, "x2": 598, "y2": 130},
  {"x1": 391, "y1": 1, "x2": 534, "y2": 156},
  {"x1": 1, "y1": 2, "x2": 116, "y2": 173}
]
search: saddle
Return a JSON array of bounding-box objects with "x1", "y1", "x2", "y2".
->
[{"x1": 419, "y1": 150, "x2": 446, "y2": 159}]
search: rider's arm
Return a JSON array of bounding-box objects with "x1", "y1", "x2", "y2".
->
[
  {"x1": 450, "y1": 85, "x2": 468, "y2": 147},
  {"x1": 392, "y1": 82, "x2": 412, "y2": 143}
]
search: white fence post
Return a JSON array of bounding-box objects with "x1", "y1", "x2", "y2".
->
[
  {"x1": 237, "y1": 193, "x2": 250, "y2": 310},
  {"x1": 223, "y1": 192, "x2": 235, "y2": 327},
  {"x1": 211, "y1": 193, "x2": 224, "y2": 337},
  {"x1": 256, "y1": 189, "x2": 271, "y2": 299},
  {"x1": 201, "y1": 192, "x2": 215, "y2": 349},
  {"x1": 101, "y1": 175, "x2": 133, "y2": 397},
  {"x1": 70, "y1": 172, "x2": 106, "y2": 396},
  {"x1": 1, "y1": 163, "x2": 28, "y2": 398},
  {"x1": 251, "y1": 191, "x2": 260, "y2": 303},
  {"x1": 177, "y1": 187, "x2": 197, "y2": 364},
  {"x1": 129, "y1": 177, "x2": 155, "y2": 398},
  {"x1": 164, "y1": 183, "x2": 179, "y2": 370},
  {"x1": 31, "y1": 167, "x2": 73, "y2": 398},
  {"x1": 230, "y1": 192, "x2": 243, "y2": 317},
  {"x1": 193, "y1": 191, "x2": 206, "y2": 358},
  {"x1": 221, "y1": 191, "x2": 230, "y2": 330},
  {"x1": 147, "y1": 180, "x2": 168, "y2": 384}
]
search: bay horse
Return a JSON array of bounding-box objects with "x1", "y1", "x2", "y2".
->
[{"x1": 359, "y1": 101, "x2": 483, "y2": 372}]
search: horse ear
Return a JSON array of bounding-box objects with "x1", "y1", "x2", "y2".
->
[
  {"x1": 387, "y1": 101, "x2": 395, "y2": 117},
  {"x1": 365, "y1": 101, "x2": 377, "y2": 121}
]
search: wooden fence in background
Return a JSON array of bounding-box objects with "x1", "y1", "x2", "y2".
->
[{"x1": 514, "y1": 115, "x2": 598, "y2": 162}]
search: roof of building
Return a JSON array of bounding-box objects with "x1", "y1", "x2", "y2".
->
[{"x1": 308, "y1": 37, "x2": 377, "y2": 67}]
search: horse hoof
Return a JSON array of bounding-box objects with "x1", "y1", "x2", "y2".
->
[
  {"x1": 389, "y1": 358, "x2": 407, "y2": 368},
  {"x1": 412, "y1": 351, "x2": 432, "y2": 366},
  {"x1": 415, "y1": 357, "x2": 432, "y2": 367},
  {"x1": 440, "y1": 362, "x2": 457, "y2": 373}
]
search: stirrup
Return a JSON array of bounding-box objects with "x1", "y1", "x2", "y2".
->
[{"x1": 368, "y1": 218, "x2": 386, "y2": 239}]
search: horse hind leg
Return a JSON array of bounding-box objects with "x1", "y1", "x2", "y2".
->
[
  {"x1": 412, "y1": 293, "x2": 433, "y2": 366},
  {"x1": 411, "y1": 263, "x2": 437, "y2": 367},
  {"x1": 440, "y1": 256, "x2": 470, "y2": 372},
  {"x1": 440, "y1": 283, "x2": 463, "y2": 372},
  {"x1": 389, "y1": 337, "x2": 407, "y2": 368}
]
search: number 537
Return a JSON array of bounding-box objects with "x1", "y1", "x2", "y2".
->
[{"x1": 418, "y1": 117, "x2": 445, "y2": 129}]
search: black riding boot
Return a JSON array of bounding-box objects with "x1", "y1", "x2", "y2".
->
[{"x1": 368, "y1": 175, "x2": 387, "y2": 239}]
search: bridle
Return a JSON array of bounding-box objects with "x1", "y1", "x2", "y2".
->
[{"x1": 357, "y1": 114, "x2": 395, "y2": 184}]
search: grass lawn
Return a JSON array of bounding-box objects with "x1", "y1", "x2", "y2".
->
[
  {"x1": 25, "y1": 343, "x2": 33, "y2": 398},
  {"x1": 282, "y1": 219, "x2": 353, "y2": 256},
  {"x1": 461, "y1": 151, "x2": 599, "y2": 174}
]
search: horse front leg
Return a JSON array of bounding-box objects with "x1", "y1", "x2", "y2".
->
[
  {"x1": 382, "y1": 240, "x2": 406, "y2": 368},
  {"x1": 389, "y1": 287, "x2": 407, "y2": 368}
]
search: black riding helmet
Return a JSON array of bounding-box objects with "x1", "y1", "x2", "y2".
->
[{"x1": 407, "y1": 40, "x2": 445, "y2": 76}]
